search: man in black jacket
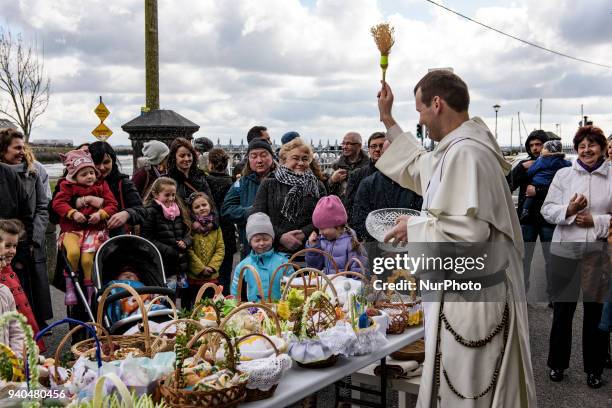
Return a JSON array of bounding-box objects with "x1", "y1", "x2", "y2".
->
[
  {"x1": 351, "y1": 140, "x2": 423, "y2": 241},
  {"x1": 344, "y1": 132, "x2": 386, "y2": 220},
  {"x1": 507, "y1": 130, "x2": 553, "y2": 296}
]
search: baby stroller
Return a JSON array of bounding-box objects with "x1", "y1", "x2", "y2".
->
[{"x1": 93, "y1": 235, "x2": 175, "y2": 334}]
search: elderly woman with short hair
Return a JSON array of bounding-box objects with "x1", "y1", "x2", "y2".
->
[
  {"x1": 251, "y1": 138, "x2": 326, "y2": 253},
  {"x1": 541, "y1": 125, "x2": 612, "y2": 389}
]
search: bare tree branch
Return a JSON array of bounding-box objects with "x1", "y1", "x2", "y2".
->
[{"x1": 0, "y1": 28, "x2": 50, "y2": 142}]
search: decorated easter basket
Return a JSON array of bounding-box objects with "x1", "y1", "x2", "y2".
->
[
  {"x1": 220, "y1": 302, "x2": 283, "y2": 340},
  {"x1": 282, "y1": 271, "x2": 342, "y2": 369},
  {"x1": 72, "y1": 283, "x2": 168, "y2": 360},
  {"x1": 280, "y1": 268, "x2": 339, "y2": 328},
  {"x1": 235, "y1": 333, "x2": 291, "y2": 402},
  {"x1": 373, "y1": 289, "x2": 409, "y2": 335},
  {"x1": 158, "y1": 328, "x2": 248, "y2": 408},
  {"x1": 151, "y1": 318, "x2": 210, "y2": 355},
  {"x1": 46, "y1": 319, "x2": 105, "y2": 387}
]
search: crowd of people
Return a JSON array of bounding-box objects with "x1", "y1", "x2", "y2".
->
[
  {"x1": 0, "y1": 124, "x2": 426, "y2": 343},
  {"x1": 508, "y1": 124, "x2": 612, "y2": 389},
  {"x1": 0, "y1": 69, "x2": 610, "y2": 404}
]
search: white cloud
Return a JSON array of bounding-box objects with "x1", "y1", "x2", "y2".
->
[{"x1": 0, "y1": 0, "x2": 611, "y2": 150}]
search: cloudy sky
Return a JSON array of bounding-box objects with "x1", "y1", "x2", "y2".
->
[{"x1": 2, "y1": 0, "x2": 612, "y2": 147}]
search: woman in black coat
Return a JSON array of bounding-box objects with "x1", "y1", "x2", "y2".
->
[
  {"x1": 51, "y1": 142, "x2": 146, "y2": 340},
  {"x1": 165, "y1": 138, "x2": 212, "y2": 202},
  {"x1": 88, "y1": 142, "x2": 145, "y2": 235},
  {"x1": 251, "y1": 138, "x2": 326, "y2": 253},
  {"x1": 204, "y1": 148, "x2": 236, "y2": 294}
]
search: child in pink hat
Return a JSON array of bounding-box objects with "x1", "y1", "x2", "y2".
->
[
  {"x1": 52, "y1": 149, "x2": 118, "y2": 305},
  {"x1": 306, "y1": 195, "x2": 367, "y2": 274}
]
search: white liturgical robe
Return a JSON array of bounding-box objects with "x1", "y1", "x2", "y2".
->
[{"x1": 376, "y1": 118, "x2": 536, "y2": 408}]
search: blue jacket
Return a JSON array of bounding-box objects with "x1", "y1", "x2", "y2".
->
[
  {"x1": 527, "y1": 155, "x2": 571, "y2": 186},
  {"x1": 230, "y1": 249, "x2": 293, "y2": 302},
  {"x1": 221, "y1": 173, "x2": 262, "y2": 256}
]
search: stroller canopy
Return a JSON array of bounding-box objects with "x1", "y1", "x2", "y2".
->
[{"x1": 94, "y1": 235, "x2": 166, "y2": 288}]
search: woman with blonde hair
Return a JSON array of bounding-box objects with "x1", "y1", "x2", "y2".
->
[{"x1": 251, "y1": 138, "x2": 326, "y2": 253}]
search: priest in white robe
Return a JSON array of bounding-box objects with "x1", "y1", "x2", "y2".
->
[{"x1": 375, "y1": 71, "x2": 536, "y2": 408}]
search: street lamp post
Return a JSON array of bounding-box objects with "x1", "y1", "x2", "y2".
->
[{"x1": 493, "y1": 104, "x2": 501, "y2": 140}]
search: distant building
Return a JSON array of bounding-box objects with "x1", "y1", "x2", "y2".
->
[
  {"x1": 0, "y1": 119, "x2": 17, "y2": 129},
  {"x1": 30, "y1": 139, "x2": 74, "y2": 147}
]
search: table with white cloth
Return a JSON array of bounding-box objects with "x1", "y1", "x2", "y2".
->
[{"x1": 242, "y1": 325, "x2": 425, "y2": 408}]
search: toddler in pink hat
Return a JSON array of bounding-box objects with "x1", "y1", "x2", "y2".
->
[
  {"x1": 306, "y1": 195, "x2": 367, "y2": 274},
  {"x1": 52, "y1": 149, "x2": 118, "y2": 305}
]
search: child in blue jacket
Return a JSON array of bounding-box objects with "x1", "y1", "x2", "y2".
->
[
  {"x1": 521, "y1": 140, "x2": 571, "y2": 222},
  {"x1": 231, "y1": 212, "x2": 293, "y2": 302}
]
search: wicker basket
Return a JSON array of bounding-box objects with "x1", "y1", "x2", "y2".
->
[
  {"x1": 190, "y1": 299, "x2": 222, "y2": 328},
  {"x1": 296, "y1": 354, "x2": 339, "y2": 369},
  {"x1": 280, "y1": 268, "x2": 339, "y2": 305},
  {"x1": 235, "y1": 333, "x2": 286, "y2": 402},
  {"x1": 235, "y1": 264, "x2": 270, "y2": 305},
  {"x1": 344, "y1": 257, "x2": 367, "y2": 275},
  {"x1": 286, "y1": 248, "x2": 340, "y2": 296},
  {"x1": 72, "y1": 283, "x2": 167, "y2": 359},
  {"x1": 323, "y1": 270, "x2": 370, "y2": 295},
  {"x1": 281, "y1": 268, "x2": 339, "y2": 331},
  {"x1": 389, "y1": 339, "x2": 425, "y2": 363},
  {"x1": 220, "y1": 303, "x2": 282, "y2": 337},
  {"x1": 151, "y1": 319, "x2": 209, "y2": 354},
  {"x1": 193, "y1": 283, "x2": 223, "y2": 305},
  {"x1": 268, "y1": 262, "x2": 301, "y2": 303},
  {"x1": 50, "y1": 320, "x2": 107, "y2": 385},
  {"x1": 374, "y1": 290, "x2": 409, "y2": 335},
  {"x1": 158, "y1": 328, "x2": 247, "y2": 408},
  {"x1": 146, "y1": 295, "x2": 178, "y2": 320},
  {"x1": 287, "y1": 277, "x2": 341, "y2": 369}
]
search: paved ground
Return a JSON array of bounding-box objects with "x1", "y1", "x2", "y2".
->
[{"x1": 42, "y1": 242, "x2": 611, "y2": 407}]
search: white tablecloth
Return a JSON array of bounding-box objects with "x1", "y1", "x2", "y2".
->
[{"x1": 242, "y1": 325, "x2": 425, "y2": 408}]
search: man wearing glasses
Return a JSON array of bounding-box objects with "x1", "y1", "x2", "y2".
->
[
  {"x1": 344, "y1": 132, "x2": 386, "y2": 218},
  {"x1": 327, "y1": 132, "x2": 369, "y2": 199}
]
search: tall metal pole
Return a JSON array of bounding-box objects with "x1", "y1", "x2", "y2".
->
[
  {"x1": 539, "y1": 98, "x2": 542, "y2": 129},
  {"x1": 517, "y1": 112, "x2": 522, "y2": 153},
  {"x1": 145, "y1": 0, "x2": 160, "y2": 110},
  {"x1": 495, "y1": 111, "x2": 498, "y2": 139},
  {"x1": 510, "y1": 116, "x2": 513, "y2": 153},
  {"x1": 493, "y1": 104, "x2": 500, "y2": 140}
]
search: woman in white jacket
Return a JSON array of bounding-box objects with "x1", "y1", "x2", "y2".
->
[{"x1": 541, "y1": 125, "x2": 611, "y2": 389}]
